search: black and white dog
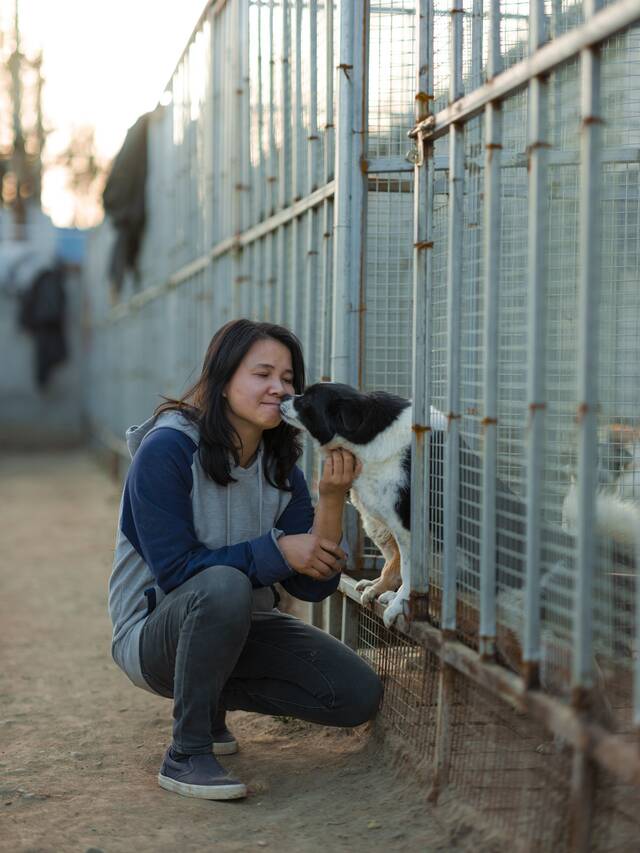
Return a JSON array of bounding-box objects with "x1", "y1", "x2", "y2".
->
[{"x1": 279, "y1": 382, "x2": 528, "y2": 628}]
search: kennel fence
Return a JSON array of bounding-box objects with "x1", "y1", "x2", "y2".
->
[{"x1": 84, "y1": 1, "x2": 640, "y2": 849}]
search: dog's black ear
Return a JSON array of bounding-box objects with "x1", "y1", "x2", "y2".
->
[{"x1": 333, "y1": 399, "x2": 364, "y2": 435}]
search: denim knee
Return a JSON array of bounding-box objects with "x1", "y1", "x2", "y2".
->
[
  {"x1": 185, "y1": 565, "x2": 253, "y2": 627},
  {"x1": 340, "y1": 665, "x2": 384, "y2": 727}
]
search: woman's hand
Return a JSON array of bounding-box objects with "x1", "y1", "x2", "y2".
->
[
  {"x1": 278, "y1": 533, "x2": 347, "y2": 581},
  {"x1": 318, "y1": 448, "x2": 363, "y2": 500}
]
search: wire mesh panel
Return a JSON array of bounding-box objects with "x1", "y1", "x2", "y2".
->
[
  {"x1": 588, "y1": 23, "x2": 640, "y2": 732},
  {"x1": 368, "y1": 0, "x2": 416, "y2": 158},
  {"x1": 402, "y1": 1, "x2": 640, "y2": 841},
  {"x1": 422, "y1": 136, "x2": 450, "y2": 626},
  {"x1": 362, "y1": 173, "x2": 414, "y2": 396},
  {"x1": 357, "y1": 606, "x2": 440, "y2": 763},
  {"x1": 445, "y1": 670, "x2": 572, "y2": 851},
  {"x1": 492, "y1": 91, "x2": 529, "y2": 664}
]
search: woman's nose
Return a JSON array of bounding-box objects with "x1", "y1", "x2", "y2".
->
[{"x1": 269, "y1": 382, "x2": 289, "y2": 396}]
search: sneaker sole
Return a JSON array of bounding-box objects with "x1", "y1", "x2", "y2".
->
[
  {"x1": 158, "y1": 773, "x2": 247, "y2": 800},
  {"x1": 212, "y1": 739, "x2": 238, "y2": 756}
]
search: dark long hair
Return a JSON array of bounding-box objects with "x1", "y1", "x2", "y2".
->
[{"x1": 154, "y1": 319, "x2": 305, "y2": 491}]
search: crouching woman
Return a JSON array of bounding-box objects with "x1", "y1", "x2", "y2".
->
[{"x1": 108, "y1": 318, "x2": 383, "y2": 800}]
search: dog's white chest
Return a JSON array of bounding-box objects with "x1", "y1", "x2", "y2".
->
[{"x1": 350, "y1": 455, "x2": 406, "y2": 525}]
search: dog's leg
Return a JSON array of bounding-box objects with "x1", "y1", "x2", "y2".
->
[
  {"x1": 381, "y1": 533, "x2": 411, "y2": 628},
  {"x1": 355, "y1": 530, "x2": 401, "y2": 605}
]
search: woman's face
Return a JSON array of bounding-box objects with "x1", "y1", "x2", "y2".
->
[{"x1": 223, "y1": 338, "x2": 296, "y2": 432}]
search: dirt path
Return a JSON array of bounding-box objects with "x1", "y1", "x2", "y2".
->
[{"x1": 0, "y1": 449, "x2": 496, "y2": 853}]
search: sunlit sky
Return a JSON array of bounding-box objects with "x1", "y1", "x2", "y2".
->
[{"x1": 15, "y1": 0, "x2": 208, "y2": 227}]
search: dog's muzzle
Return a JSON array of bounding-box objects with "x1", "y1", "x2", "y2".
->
[{"x1": 279, "y1": 397, "x2": 305, "y2": 429}]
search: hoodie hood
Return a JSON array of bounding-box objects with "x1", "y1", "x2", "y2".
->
[
  {"x1": 125, "y1": 410, "x2": 199, "y2": 458},
  {"x1": 125, "y1": 409, "x2": 265, "y2": 547}
]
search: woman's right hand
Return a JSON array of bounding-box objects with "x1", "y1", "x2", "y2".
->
[{"x1": 278, "y1": 534, "x2": 347, "y2": 580}]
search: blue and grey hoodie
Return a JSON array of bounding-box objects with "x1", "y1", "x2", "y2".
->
[{"x1": 108, "y1": 410, "x2": 347, "y2": 693}]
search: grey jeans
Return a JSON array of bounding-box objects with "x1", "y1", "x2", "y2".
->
[{"x1": 139, "y1": 565, "x2": 384, "y2": 754}]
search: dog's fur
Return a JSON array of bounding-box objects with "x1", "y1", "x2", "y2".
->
[
  {"x1": 279, "y1": 382, "x2": 528, "y2": 628},
  {"x1": 280, "y1": 384, "x2": 415, "y2": 625}
]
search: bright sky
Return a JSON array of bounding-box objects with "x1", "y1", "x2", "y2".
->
[{"x1": 16, "y1": 0, "x2": 208, "y2": 227}]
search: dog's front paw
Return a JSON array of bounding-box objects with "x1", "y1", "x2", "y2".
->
[
  {"x1": 355, "y1": 578, "x2": 381, "y2": 606},
  {"x1": 377, "y1": 590, "x2": 397, "y2": 606},
  {"x1": 382, "y1": 593, "x2": 406, "y2": 628}
]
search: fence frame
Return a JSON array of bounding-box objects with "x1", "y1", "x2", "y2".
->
[{"x1": 86, "y1": 2, "x2": 640, "y2": 840}]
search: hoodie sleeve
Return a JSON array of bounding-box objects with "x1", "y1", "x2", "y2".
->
[
  {"x1": 274, "y1": 465, "x2": 347, "y2": 603},
  {"x1": 121, "y1": 428, "x2": 298, "y2": 594}
]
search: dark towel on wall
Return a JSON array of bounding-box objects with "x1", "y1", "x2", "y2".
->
[
  {"x1": 102, "y1": 112, "x2": 151, "y2": 294},
  {"x1": 18, "y1": 263, "x2": 68, "y2": 389}
]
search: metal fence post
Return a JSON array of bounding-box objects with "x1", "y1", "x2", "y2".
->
[
  {"x1": 409, "y1": 0, "x2": 435, "y2": 621},
  {"x1": 443, "y1": 36, "x2": 463, "y2": 632},
  {"x1": 332, "y1": 0, "x2": 357, "y2": 388},
  {"x1": 523, "y1": 0, "x2": 548, "y2": 688},
  {"x1": 479, "y1": 0, "x2": 502, "y2": 661},
  {"x1": 569, "y1": 0, "x2": 603, "y2": 847}
]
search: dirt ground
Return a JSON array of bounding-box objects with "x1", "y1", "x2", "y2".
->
[{"x1": 0, "y1": 449, "x2": 499, "y2": 853}]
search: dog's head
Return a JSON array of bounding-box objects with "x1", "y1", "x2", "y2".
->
[{"x1": 279, "y1": 382, "x2": 409, "y2": 449}]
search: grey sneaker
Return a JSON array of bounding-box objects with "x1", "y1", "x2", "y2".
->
[
  {"x1": 212, "y1": 725, "x2": 238, "y2": 756},
  {"x1": 158, "y1": 747, "x2": 247, "y2": 800}
]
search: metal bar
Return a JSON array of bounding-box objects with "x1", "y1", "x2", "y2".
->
[
  {"x1": 276, "y1": 225, "x2": 286, "y2": 323},
  {"x1": 308, "y1": 0, "x2": 320, "y2": 194},
  {"x1": 293, "y1": 0, "x2": 303, "y2": 202},
  {"x1": 523, "y1": 0, "x2": 548, "y2": 683},
  {"x1": 234, "y1": 180, "x2": 335, "y2": 246},
  {"x1": 268, "y1": 0, "x2": 277, "y2": 215},
  {"x1": 470, "y1": 0, "x2": 483, "y2": 90},
  {"x1": 320, "y1": 198, "x2": 334, "y2": 381},
  {"x1": 236, "y1": 0, "x2": 250, "y2": 310},
  {"x1": 291, "y1": 216, "x2": 302, "y2": 331},
  {"x1": 428, "y1": 660, "x2": 454, "y2": 803},
  {"x1": 450, "y1": 0, "x2": 463, "y2": 103},
  {"x1": 351, "y1": 0, "x2": 368, "y2": 390},
  {"x1": 306, "y1": 206, "x2": 320, "y2": 378},
  {"x1": 479, "y1": 97, "x2": 501, "y2": 657},
  {"x1": 324, "y1": 0, "x2": 334, "y2": 183},
  {"x1": 341, "y1": 593, "x2": 360, "y2": 650},
  {"x1": 256, "y1": 0, "x2": 266, "y2": 225},
  {"x1": 324, "y1": 591, "x2": 343, "y2": 638},
  {"x1": 409, "y1": 0, "x2": 434, "y2": 618},
  {"x1": 573, "y1": 0, "x2": 602, "y2": 697},
  {"x1": 338, "y1": 574, "x2": 640, "y2": 786},
  {"x1": 411, "y1": 0, "x2": 640, "y2": 140},
  {"x1": 267, "y1": 228, "x2": 276, "y2": 321},
  {"x1": 280, "y1": 0, "x2": 292, "y2": 210},
  {"x1": 443, "y1": 122, "x2": 464, "y2": 631},
  {"x1": 364, "y1": 158, "x2": 414, "y2": 173},
  {"x1": 331, "y1": 0, "x2": 356, "y2": 385}
]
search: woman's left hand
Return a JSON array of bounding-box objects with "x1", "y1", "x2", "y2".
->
[{"x1": 318, "y1": 448, "x2": 363, "y2": 499}]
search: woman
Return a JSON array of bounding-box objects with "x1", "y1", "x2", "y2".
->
[{"x1": 108, "y1": 318, "x2": 383, "y2": 800}]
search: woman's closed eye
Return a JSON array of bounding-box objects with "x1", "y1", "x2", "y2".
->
[{"x1": 257, "y1": 373, "x2": 294, "y2": 384}]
